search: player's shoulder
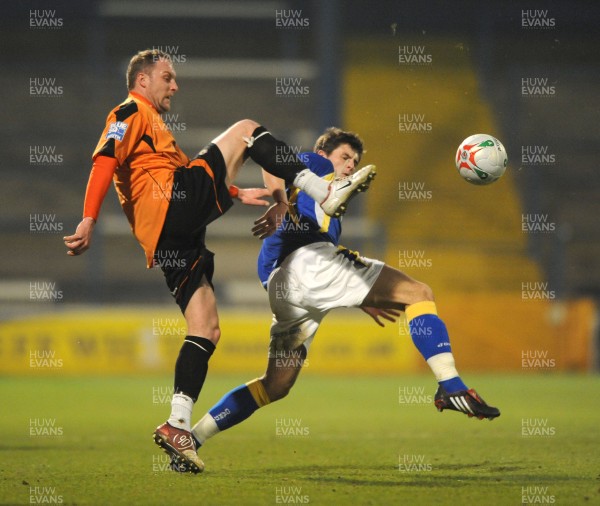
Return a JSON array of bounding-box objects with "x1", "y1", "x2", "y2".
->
[
  {"x1": 110, "y1": 99, "x2": 138, "y2": 122},
  {"x1": 104, "y1": 95, "x2": 137, "y2": 121},
  {"x1": 101, "y1": 95, "x2": 149, "y2": 143},
  {"x1": 108, "y1": 93, "x2": 156, "y2": 123}
]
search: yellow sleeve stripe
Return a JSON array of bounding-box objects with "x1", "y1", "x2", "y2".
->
[
  {"x1": 319, "y1": 213, "x2": 331, "y2": 233},
  {"x1": 405, "y1": 301, "x2": 438, "y2": 323},
  {"x1": 245, "y1": 378, "x2": 271, "y2": 407}
]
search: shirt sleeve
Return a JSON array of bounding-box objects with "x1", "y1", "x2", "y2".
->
[{"x1": 82, "y1": 155, "x2": 118, "y2": 221}]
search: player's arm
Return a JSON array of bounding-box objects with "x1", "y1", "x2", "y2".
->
[
  {"x1": 262, "y1": 169, "x2": 288, "y2": 206},
  {"x1": 63, "y1": 155, "x2": 117, "y2": 256},
  {"x1": 65, "y1": 98, "x2": 146, "y2": 256},
  {"x1": 251, "y1": 169, "x2": 289, "y2": 239}
]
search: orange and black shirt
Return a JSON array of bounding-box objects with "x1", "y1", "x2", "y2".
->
[{"x1": 92, "y1": 92, "x2": 189, "y2": 267}]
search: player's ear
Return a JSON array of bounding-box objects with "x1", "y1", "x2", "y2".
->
[
  {"x1": 136, "y1": 72, "x2": 148, "y2": 89},
  {"x1": 316, "y1": 149, "x2": 328, "y2": 158}
]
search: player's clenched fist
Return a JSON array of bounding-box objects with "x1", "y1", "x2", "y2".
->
[{"x1": 63, "y1": 217, "x2": 95, "y2": 256}]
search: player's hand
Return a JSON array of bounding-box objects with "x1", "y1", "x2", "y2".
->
[
  {"x1": 63, "y1": 217, "x2": 95, "y2": 256},
  {"x1": 360, "y1": 306, "x2": 401, "y2": 327},
  {"x1": 252, "y1": 201, "x2": 288, "y2": 240},
  {"x1": 236, "y1": 187, "x2": 271, "y2": 207}
]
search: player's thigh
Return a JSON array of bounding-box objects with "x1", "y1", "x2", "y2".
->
[
  {"x1": 184, "y1": 276, "x2": 220, "y2": 342},
  {"x1": 268, "y1": 264, "x2": 321, "y2": 351},
  {"x1": 212, "y1": 119, "x2": 260, "y2": 183},
  {"x1": 362, "y1": 264, "x2": 433, "y2": 309}
]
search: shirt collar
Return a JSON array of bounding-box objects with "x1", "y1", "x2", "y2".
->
[{"x1": 129, "y1": 91, "x2": 156, "y2": 111}]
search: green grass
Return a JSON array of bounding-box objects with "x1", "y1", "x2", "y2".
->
[{"x1": 1, "y1": 374, "x2": 599, "y2": 505}]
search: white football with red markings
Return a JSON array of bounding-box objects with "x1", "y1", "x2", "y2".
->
[{"x1": 455, "y1": 134, "x2": 508, "y2": 185}]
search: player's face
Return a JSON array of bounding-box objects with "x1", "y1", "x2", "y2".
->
[
  {"x1": 320, "y1": 143, "x2": 360, "y2": 178},
  {"x1": 143, "y1": 59, "x2": 178, "y2": 113}
]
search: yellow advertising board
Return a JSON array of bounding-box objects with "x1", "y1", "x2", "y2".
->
[
  {"x1": 0, "y1": 308, "x2": 421, "y2": 376},
  {"x1": 0, "y1": 296, "x2": 595, "y2": 376}
]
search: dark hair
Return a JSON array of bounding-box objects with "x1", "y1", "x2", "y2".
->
[
  {"x1": 126, "y1": 49, "x2": 171, "y2": 90},
  {"x1": 313, "y1": 127, "x2": 364, "y2": 160}
]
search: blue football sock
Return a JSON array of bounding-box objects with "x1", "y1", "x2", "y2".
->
[
  {"x1": 439, "y1": 376, "x2": 468, "y2": 393},
  {"x1": 209, "y1": 385, "x2": 260, "y2": 431},
  {"x1": 405, "y1": 301, "x2": 468, "y2": 393},
  {"x1": 208, "y1": 378, "x2": 271, "y2": 432}
]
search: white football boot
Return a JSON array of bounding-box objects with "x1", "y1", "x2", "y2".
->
[{"x1": 320, "y1": 165, "x2": 377, "y2": 218}]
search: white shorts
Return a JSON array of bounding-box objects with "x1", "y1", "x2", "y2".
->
[{"x1": 267, "y1": 242, "x2": 384, "y2": 356}]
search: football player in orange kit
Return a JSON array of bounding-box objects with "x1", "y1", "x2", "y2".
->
[{"x1": 63, "y1": 49, "x2": 376, "y2": 473}]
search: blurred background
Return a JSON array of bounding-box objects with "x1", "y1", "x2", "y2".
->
[{"x1": 1, "y1": 0, "x2": 598, "y2": 376}]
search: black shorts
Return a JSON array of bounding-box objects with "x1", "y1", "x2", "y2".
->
[{"x1": 155, "y1": 143, "x2": 234, "y2": 313}]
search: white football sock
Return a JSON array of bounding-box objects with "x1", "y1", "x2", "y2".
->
[
  {"x1": 293, "y1": 169, "x2": 330, "y2": 203},
  {"x1": 168, "y1": 393, "x2": 194, "y2": 431},
  {"x1": 191, "y1": 414, "x2": 220, "y2": 445},
  {"x1": 426, "y1": 352, "x2": 460, "y2": 382}
]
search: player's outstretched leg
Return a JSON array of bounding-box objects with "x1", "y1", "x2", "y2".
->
[
  {"x1": 405, "y1": 300, "x2": 500, "y2": 420},
  {"x1": 363, "y1": 266, "x2": 500, "y2": 420}
]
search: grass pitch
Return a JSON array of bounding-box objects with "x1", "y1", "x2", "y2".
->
[{"x1": 1, "y1": 373, "x2": 599, "y2": 505}]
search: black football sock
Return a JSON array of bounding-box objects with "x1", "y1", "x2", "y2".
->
[
  {"x1": 173, "y1": 335, "x2": 216, "y2": 402},
  {"x1": 246, "y1": 126, "x2": 308, "y2": 185}
]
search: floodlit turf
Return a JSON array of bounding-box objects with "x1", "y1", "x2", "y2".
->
[{"x1": 1, "y1": 374, "x2": 599, "y2": 505}]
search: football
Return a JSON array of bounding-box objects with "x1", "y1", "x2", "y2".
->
[{"x1": 455, "y1": 134, "x2": 508, "y2": 185}]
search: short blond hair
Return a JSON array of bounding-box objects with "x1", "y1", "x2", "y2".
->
[{"x1": 126, "y1": 49, "x2": 171, "y2": 90}]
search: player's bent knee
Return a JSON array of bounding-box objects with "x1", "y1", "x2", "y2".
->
[
  {"x1": 234, "y1": 118, "x2": 260, "y2": 137},
  {"x1": 187, "y1": 324, "x2": 220, "y2": 344},
  {"x1": 208, "y1": 328, "x2": 221, "y2": 344},
  {"x1": 204, "y1": 324, "x2": 221, "y2": 344},
  {"x1": 413, "y1": 281, "x2": 434, "y2": 302}
]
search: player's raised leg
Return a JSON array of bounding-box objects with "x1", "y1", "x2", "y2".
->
[
  {"x1": 362, "y1": 265, "x2": 500, "y2": 420},
  {"x1": 212, "y1": 119, "x2": 376, "y2": 217}
]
